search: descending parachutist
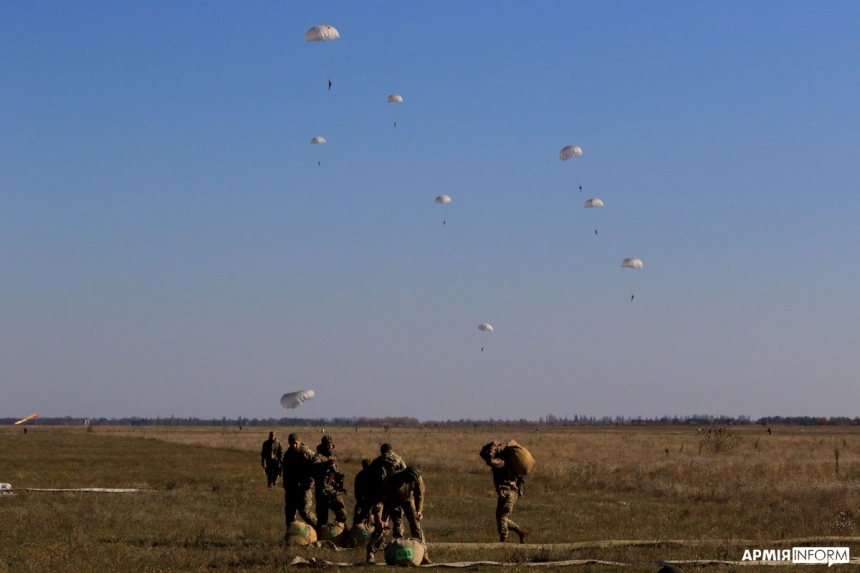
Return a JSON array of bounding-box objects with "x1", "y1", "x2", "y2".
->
[
  {"x1": 579, "y1": 185, "x2": 582, "y2": 192},
  {"x1": 595, "y1": 229, "x2": 598, "y2": 235},
  {"x1": 481, "y1": 347, "x2": 484, "y2": 352},
  {"x1": 318, "y1": 161, "x2": 321, "y2": 166},
  {"x1": 631, "y1": 294, "x2": 634, "y2": 301},
  {"x1": 443, "y1": 220, "x2": 446, "y2": 225},
  {"x1": 393, "y1": 122, "x2": 397, "y2": 128},
  {"x1": 328, "y1": 80, "x2": 332, "y2": 91}
]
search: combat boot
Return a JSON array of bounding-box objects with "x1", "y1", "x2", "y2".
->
[
  {"x1": 517, "y1": 528, "x2": 528, "y2": 544},
  {"x1": 500, "y1": 535, "x2": 507, "y2": 543}
]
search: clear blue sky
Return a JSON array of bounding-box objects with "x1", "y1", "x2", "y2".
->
[{"x1": 2, "y1": 2, "x2": 859, "y2": 421}]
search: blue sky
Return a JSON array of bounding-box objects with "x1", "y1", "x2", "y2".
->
[{"x1": 2, "y1": 2, "x2": 859, "y2": 421}]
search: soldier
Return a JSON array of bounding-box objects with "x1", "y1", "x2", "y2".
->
[
  {"x1": 313, "y1": 434, "x2": 348, "y2": 526},
  {"x1": 367, "y1": 444, "x2": 407, "y2": 536},
  {"x1": 480, "y1": 441, "x2": 527, "y2": 543},
  {"x1": 365, "y1": 467, "x2": 431, "y2": 564},
  {"x1": 281, "y1": 433, "x2": 317, "y2": 532},
  {"x1": 260, "y1": 431, "x2": 283, "y2": 488},
  {"x1": 352, "y1": 458, "x2": 375, "y2": 527}
]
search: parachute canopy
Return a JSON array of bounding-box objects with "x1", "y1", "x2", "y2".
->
[
  {"x1": 14, "y1": 413, "x2": 37, "y2": 425},
  {"x1": 310, "y1": 137, "x2": 326, "y2": 145},
  {"x1": 622, "y1": 258, "x2": 643, "y2": 269},
  {"x1": 583, "y1": 198, "x2": 604, "y2": 208},
  {"x1": 306, "y1": 25, "x2": 340, "y2": 43},
  {"x1": 281, "y1": 390, "x2": 315, "y2": 410},
  {"x1": 435, "y1": 195, "x2": 451, "y2": 204},
  {"x1": 559, "y1": 145, "x2": 583, "y2": 160},
  {"x1": 478, "y1": 323, "x2": 494, "y2": 332},
  {"x1": 387, "y1": 94, "x2": 403, "y2": 103}
]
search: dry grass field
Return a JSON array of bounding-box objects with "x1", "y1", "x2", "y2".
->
[{"x1": 2, "y1": 423, "x2": 860, "y2": 572}]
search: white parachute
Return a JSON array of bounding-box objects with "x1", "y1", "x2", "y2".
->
[
  {"x1": 478, "y1": 323, "x2": 494, "y2": 332},
  {"x1": 583, "y1": 198, "x2": 604, "y2": 235},
  {"x1": 387, "y1": 94, "x2": 403, "y2": 103},
  {"x1": 281, "y1": 390, "x2": 315, "y2": 410},
  {"x1": 305, "y1": 25, "x2": 340, "y2": 43},
  {"x1": 435, "y1": 195, "x2": 451, "y2": 204},
  {"x1": 310, "y1": 137, "x2": 326, "y2": 145},
  {"x1": 622, "y1": 258, "x2": 644, "y2": 300},
  {"x1": 559, "y1": 145, "x2": 583, "y2": 160}
]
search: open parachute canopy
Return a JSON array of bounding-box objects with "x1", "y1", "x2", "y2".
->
[
  {"x1": 478, "y1": 323, "x2": 494, "y2": 332},
  {"x1": 435, "y1": 195, "x2": 451, "y2": 204},
  {"x1": 306, "y1": 25, "x2": 340, "y2": 43},
  {"x1": 281, "y1": 390, "x2": 315, "y2": 410},
  {"x1": 310, "y1": 136, "x2": 326, "y2": 145},
  {"x1": 559, "y1": 145, "x2": 583, "y2": 160},
  {"x1": 621, "y1": 257, "x2": 643, "y2": 269},
  {"x1": 583, "y1": 198, "x2": 604, "y2": 208},
  {"x1": 387, "y1": 94, "x2": 403, "y2": 103}
]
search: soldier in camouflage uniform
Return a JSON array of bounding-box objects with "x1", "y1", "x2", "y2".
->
[
  {"x1": 480, "y1": 441, "x2": 527, "y2": 543},
  {"x1": 370, "y1": 444, "x2": 408, "y2": 536},
  {"x1": 365, "y1": 466, "x2": 431, "y2": 564},
  {"x1": 260, "y1": 431, "x2": 284, "y2": 488},
  {"x1": 282, "y1": 433, "x2": 317, "y2": 531},
  {"x1": 313, "y1": 434, "x2": 348, "y2": 526}
]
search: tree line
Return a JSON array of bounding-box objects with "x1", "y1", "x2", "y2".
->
[{"x1": 4, "y1": 414, "x2": 859, "y2": 427}]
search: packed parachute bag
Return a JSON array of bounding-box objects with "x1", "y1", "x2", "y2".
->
[
  {"x1": 349, "y1": 521, "x2": 375, "y2": 548},
  {"x1": 318, "y1": 522, "x2": 347, "y2": 547},
  {"x1": 384, "y1": 538, "x2": 426, "y2": 566},
  {"x1": 285, "y1": 520, "x2": 317, "y2": 546},
  {"x1": 503, "y1": 440, "x2": 535, "y2": 476}
]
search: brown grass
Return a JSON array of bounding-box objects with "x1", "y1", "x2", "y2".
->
[{"x1": 2, "y1": 423, "x2": 859, "y2": 572}]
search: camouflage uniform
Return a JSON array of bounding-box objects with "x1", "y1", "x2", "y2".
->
[
  {"x1": 282, "y1": 435, "x2": 317, "y2": 528},
  {"x1": 260, "y1": 433, "x2": 283, "y2": 487},
  {"x1": 369, "y1": 447, "x2": 407, "y2": 536},
  {"x1": 366, "y1": 467, "x2": 429, "y2": 564},
  {"x1": 313, "y1": 436, "x2": 348, "y2": 526},
  {"x1": 480, "y1": 441, "x2": 525, "y2": 543}
]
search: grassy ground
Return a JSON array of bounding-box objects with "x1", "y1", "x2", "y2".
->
[{"x1": 2, "y1": 424, "x2": 860, "y2": 571}]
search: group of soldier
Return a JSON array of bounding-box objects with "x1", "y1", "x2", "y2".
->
[{"x1": 260, "y1": 431, "x2": 527, "y2": 563}]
